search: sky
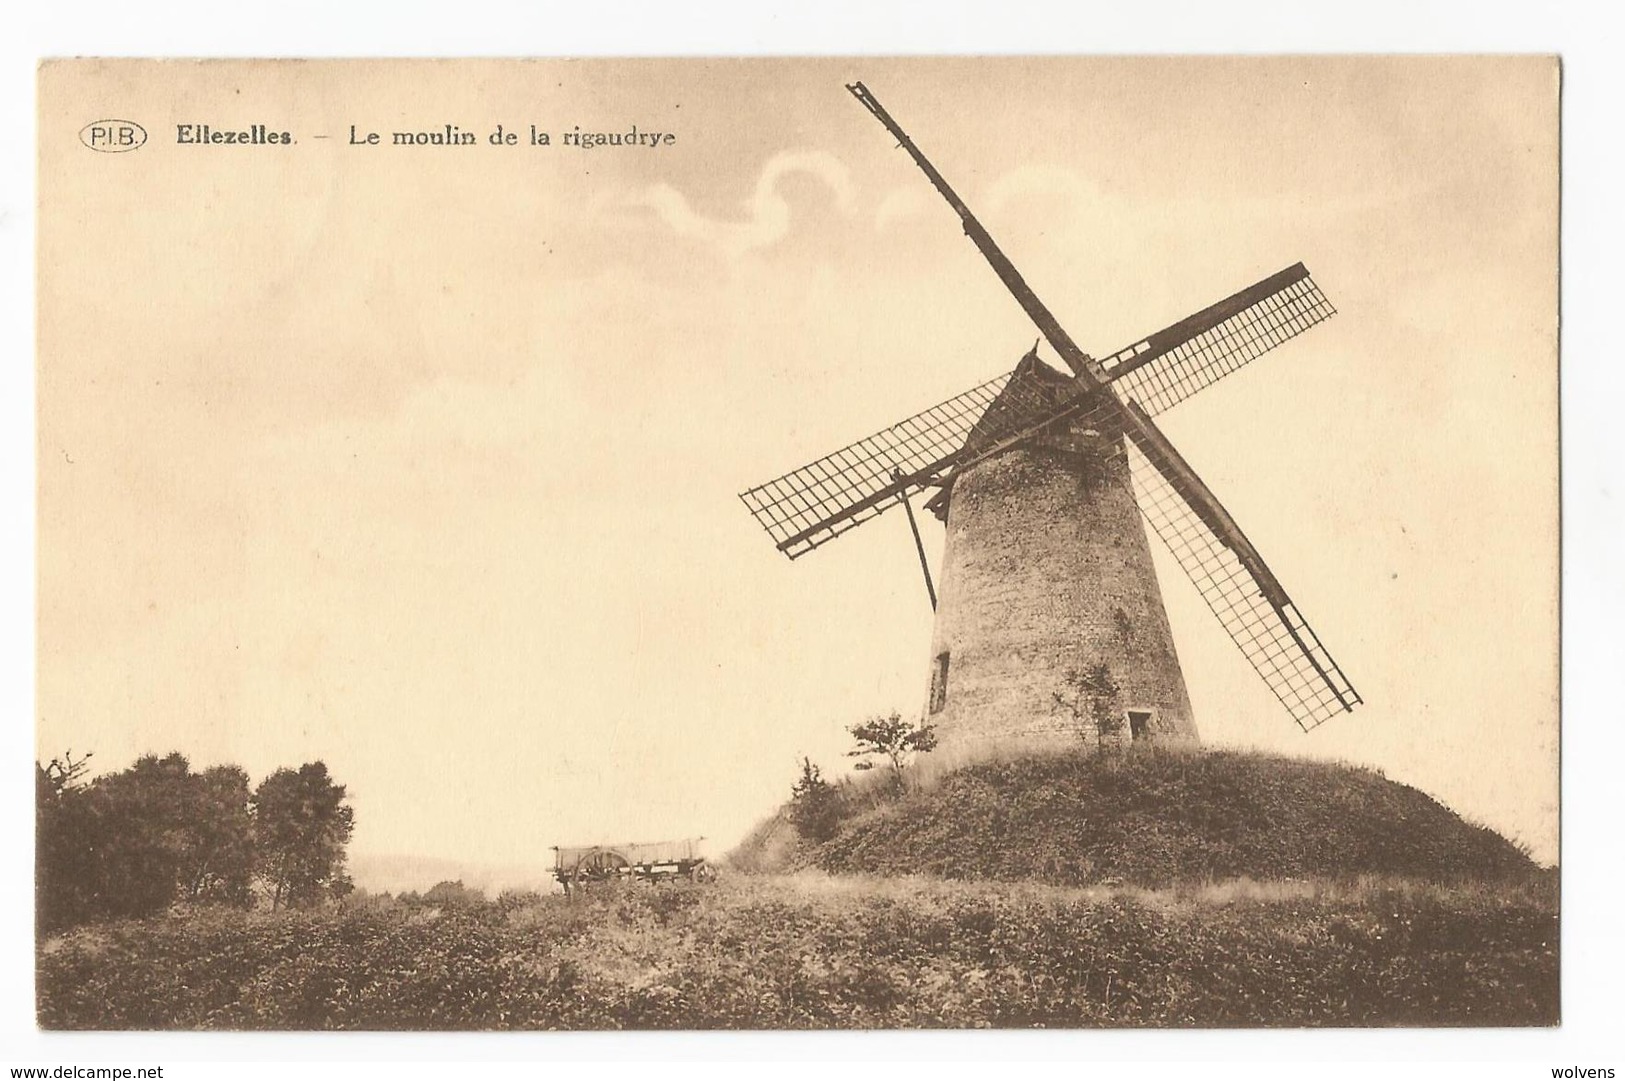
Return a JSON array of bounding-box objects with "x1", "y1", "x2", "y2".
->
[{"x1": 36, "y1": 56, "x2": 1559, "y2": 885}]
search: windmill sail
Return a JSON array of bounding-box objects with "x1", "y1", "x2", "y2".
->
[
  {"x1": 739, "y1": 255, "x2": 1338, "y2": 562},
  {"x1": 739, "y1": 359, "x2": 1115, "y2": 558},
  {"x1": 1101, "y1": 263, "x2": 1336, "y2": 417},
  {"x1": 1118, "y1": 400, "x2": 1360, "y2": 730}
]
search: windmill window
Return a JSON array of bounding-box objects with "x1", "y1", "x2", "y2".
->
[
  {"x1": 1126, "y1": 709, "x2": 1154, "y2": 741},
  {"x1": 929, "y1": 651, "x2": 950, "y2": 714}
]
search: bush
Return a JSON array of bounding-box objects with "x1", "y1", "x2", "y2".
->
[
  {"x1": 789, "y1": 758, "x2": 840, "y2": 843},
  {"x1": 421, "y1": 880, "x2": 488, "y2": 909}
]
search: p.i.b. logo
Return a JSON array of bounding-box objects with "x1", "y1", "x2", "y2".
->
[{"x1": 78, "y1": 120, "x2": 147, "y2": 153}]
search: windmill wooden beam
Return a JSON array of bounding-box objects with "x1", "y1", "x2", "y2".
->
[
  {"x1": 1117, "y1": 399, "x2": 1288, "y2": 610},
  {"x1": 847, "y1": 82, "x2": 1107, "y2": 385}
]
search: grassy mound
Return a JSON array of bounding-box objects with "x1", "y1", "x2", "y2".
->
[{"x1": 736, "y1": 747, "x2": 1538, "y2": 888}]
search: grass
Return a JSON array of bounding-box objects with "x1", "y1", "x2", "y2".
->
[
  {"x1": 37, "y1": 870, "x2": 1557, "y2": 1030},
  {"x1": 734, "y1": 745, "x2": 1539, "y2": 888}
]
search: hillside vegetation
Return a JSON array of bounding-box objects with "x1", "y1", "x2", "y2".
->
[
  {"x1": 38, "y1": 745, "x2": 1555, "y2": 1029},
  {"x1": 37, "y1": 872, "x2": 1556, "y2": 1029},
  {"x1": 732, "y1": 746, "x2": 1538, "y2": 888}
]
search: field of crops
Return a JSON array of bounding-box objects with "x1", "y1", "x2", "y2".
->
[{"x1": 37, "y1": 871, "x2": 1558, "y2": 1030}]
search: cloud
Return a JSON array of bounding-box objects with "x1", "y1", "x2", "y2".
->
[
  {"x1": 618, "y1": 150, "x2": 856, "y2": 259},
  {"x1": 874, "y1": 187, "x2": 928, "y2": 231},
  {"x1": 986, "y1": 165, "x2": 1102, "y2": 220}
]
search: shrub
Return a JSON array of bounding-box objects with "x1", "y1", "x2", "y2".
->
[
  {"x1": 422, "y1": 880, "x2": 488, "y2": 909},
  {"x1": 789, "y1": 758, "x2": 840, "y2": 843},
  {"x1": 1052, "y1": 664, "x2": 1124, "y2": 749}
]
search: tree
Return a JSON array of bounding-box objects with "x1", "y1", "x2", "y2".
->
[
  {"x1": 252, "y1": 763, "x2": 355, "y2": 911},
  {"x1": 36, "y1": 751, "x2": 96, "y2": 933},
  {"x1": 1053, "y1": 663, "x2": 1123, "y2": 750},
  {"x1": 178, "y1": 765, "x2": 255, "y2": 906},
  {"x1": 846, "y1": 711, "x2": 938, "y2": 790},
  {"x1": 87, "y1": 752, "x2": 202, "y2": 920},
  {"x1": 39, "y1": 750, "x2": 93, "y2": 792},
  {"x1": 38, "y1": 750, "x2": 353, "y2": 931},
  {"x1": 37, "y1": 750, "x2": 252, "y2": 929},
  {"x1": 788, "y1": 757, "x2": 840, "y2": 842}
]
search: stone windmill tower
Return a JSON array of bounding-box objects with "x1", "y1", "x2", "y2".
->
[
  {"x1": 741, "y1": 84, "x2": 1361, "y2": 764},
  {"x1": 918, "y1": 349, "x2": 1198, "y2": 763}
]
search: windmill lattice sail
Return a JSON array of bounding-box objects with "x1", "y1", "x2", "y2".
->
[
  {"x1": 740, "y1": 264, "x2": 1336, "y2": 561},
  {"x1": 738, "y1": 363, "x2": 1118, "y2": 559},
  {"x1": 1102, "y1": 263, "x2": 1337, "y2": 417},
  {"x1": 1120, "y1": 409, "x2": 1361, "y2": 731}
]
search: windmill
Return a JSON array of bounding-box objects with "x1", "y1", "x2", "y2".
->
[{"x1": 740, "y1": 83, "x2": 1361, "y2": 761}]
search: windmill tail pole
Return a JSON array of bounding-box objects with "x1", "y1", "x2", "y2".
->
[
  {"x1": 847, "y1": 82, "x2": 1100, "y2": 385},
  {"x1": 892, "y1": 469, "x2": 937, "y2": 611}
]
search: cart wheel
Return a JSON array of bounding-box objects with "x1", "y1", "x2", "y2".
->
[
  {"x1": 693, "y1": 862, "x2": 717, "y2": 884},
  {"x1": 573, "y1": 848, "x2": 631, "y2": 887}
]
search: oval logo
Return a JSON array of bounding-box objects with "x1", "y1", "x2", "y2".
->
[{"x1": 79, "y1": 120, "x2": 147, "y2": 153}]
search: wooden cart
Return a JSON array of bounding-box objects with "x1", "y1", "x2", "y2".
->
[{"x1": 552, "y1": 838, "x2": 714, "y2": 894}]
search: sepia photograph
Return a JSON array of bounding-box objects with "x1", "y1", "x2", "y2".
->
[{"x1": 31, "y1": 52, "x2": 1561, "y2": 1038}]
